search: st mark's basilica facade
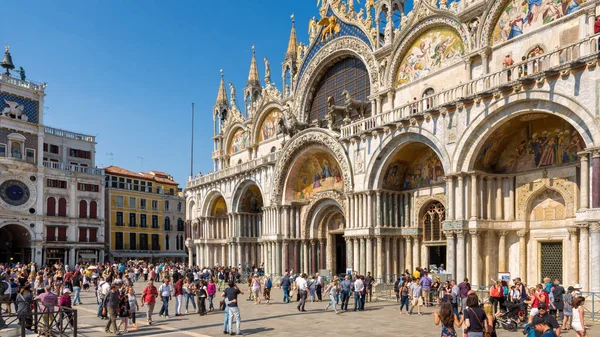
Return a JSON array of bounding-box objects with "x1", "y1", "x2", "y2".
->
[{"x1": 186, "y1": 0, "x2": 600, "y2": 292}]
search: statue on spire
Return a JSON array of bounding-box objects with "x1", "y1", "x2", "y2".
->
[
  {"x1": 264, "y1": 57, "x2": 271, "y2": 85},
  {"x1": 228, "y1": 82, "x2": 238, "y2": 110}
]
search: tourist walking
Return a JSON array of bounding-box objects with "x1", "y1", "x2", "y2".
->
[
  {"x1": 561, "y1": 286, "x2": 575, "y2": 330},
  {"x1": 365, "y1": 272, "x2": 374, "y2": 302},
  {"x1": 141, "y1": 280, "x2": 158, "y2": 325},
  {"x1": 207, "y1": 278, "x2": 216, "y2": 311},
  {"x1": 197, "y1": 280, "x2": 208, "y2": 315},
  {"x1": 399, "y1": 279, "x2": 410, "y2": 315},
  {"x1": 280, "y1": 272, "x2": 291, "y2": 303},
  {"x1": 184, "y1": 277, "x2": 197, "y2": 313},
  {"x1": 340, "y1": 275, "x2": 352, "y2": 311},
  {"x1": 308, "y1": 276, "x2": 317, "y2": 302},
  {"x1": 127, "y1": 287, "x2": 139, "y2": 330},
  {"x1": 409, "y1": 278, "x2": 423, "y2": 315},
  {"x1": 72, "y1": 271, "x2": 82, "y2": 305},
  {"x1": 103, "y1": 285, "x2": 121, "y2": 335},
  {"x1": 296, "y1": 273, "x2": 308, "y2": 312},
  {"x1": 571, "y1": 296, "x2": 587, "y2": 337},
  {"x1": 223, "y1": 281, "x2": 243, "y2": 336},
  {"x1": 174, "y1": 276, "x2": 183, "y2": 316},
  {"x1": 353, "y1": 275, "x2": 365, "y2": 311},
  {"x1": 251, "y1": 275, "x2": 261, "y2": 304},
  {"x1": 324, "y1": 280, "x2": 340, "y2": 314},
  {"x1": 315, "y1": 273, "x2": 323, "y2": 302},
  {"x1": 463, "y1": 293, "x2": 488, "y2": 337},
  {"x1": 263, "y1": 275, "x2": 272, "y2": 304},
  {"x1": 433, "y1": 301, "x2": 463, "y2": 337},
  {"x1": 551, "y1": 279, "x2": 565, "y2": 319},
  {"x1": 158, "y1": 279, "x2": 172, "y2": 319},
  {"x1": 118, "y1": 291, "x2": 131, "y2": 333}
]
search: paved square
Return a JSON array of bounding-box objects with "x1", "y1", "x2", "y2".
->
[{"x1": 70, "y1": 282, "x2": 598, "y2": 337}]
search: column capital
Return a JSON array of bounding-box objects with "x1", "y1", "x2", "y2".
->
[
  {"x1": 497, "y1": 230, "x2": 508, "y2": 237},
  {"x1": 310, "y1": 239, "x2": 317, "y2": 246},
  {"x1": 411, "y1": 234, "x2": 419, "y2": 240},
  {"x1": 593, "y1": 150, "x2": 600, "y2": 159},
  {"x1": 579, "y1": 152, "x2": 590, "y2": 161},
  {"x1": 454, "y1": 230, "x2": 465, "y2": 238},
  {"x1": 567, "y1": 227, "x2": 579, "y2": 235},
  {"x1": 469, "y1": 229, "x2": 478, "y2": 236},
  {"x1": 457, "y1": 174, "x2": 464, "y2": 181},
  {"x1": 590, "y1": 223, "x2": 600, "y2": 232},
  {"x1": 516, "y1": 229, "x2": 528, "y2": 237},
  {"x1": 377, "y1": 236, "x2": 383, "y2": 244},
  {"x1": 443, "y1": 230, "x2": 454, "y2": 239}
]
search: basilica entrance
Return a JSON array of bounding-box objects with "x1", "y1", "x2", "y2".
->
[
  {"x1": 0, "y1": 224, "x2": 32, "y2": 263},
  {"x1": 334, "y1": 234, "x2": 346, "y2": 275}
]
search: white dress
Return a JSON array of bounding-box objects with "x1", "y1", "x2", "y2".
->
[{"x1": 572, "y1": 307, "x2": 584, "y2": 332}]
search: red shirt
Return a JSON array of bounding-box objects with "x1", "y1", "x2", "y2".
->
[
  {"x1": 142, "y1": 286, "x2": 157, "y2": 305},
  {"x1": 594, "y1": 21, "x2": 600, "y2": 35},
  {"x1": 174, "y1": 280, "x2": 183, "y2": 296}
]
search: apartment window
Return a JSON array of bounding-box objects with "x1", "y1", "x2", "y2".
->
[
  {"x1": 129, "y1": 213, "x2": 136, "y2": 227},
  {"x1": 57, "y1": 227, "x2": 67, "y2": 242},
  {"x1": 89, "y1": 228, "x2": 97, "y2": 243},
  {"x1": 79, "y1": 200, "x2": 88, "y2": 218},
  {"x1": 46, "y1": 226, "x2": 56, "y2": 241},
  {"x1": 177, "y1": 202, "x2": 182, "y2": 213},
  {"x1": 133, "y1": 180, "x2": 139, "y2": 191},
  {"x1": 148, "y1": 182, "x2": 153, "y2": 193},
  {"x1": 152, "y1": 215, "x2": 158, "y2": 229},
  {"x1": 43, "y1": 143, "x2": 59, "y2": 154},
  {"x1": 165, "y1": 234, "x2": 170, "y2": 251},
  {"x1": 79, "y1": 228, "x2": 87, "y2": 243},
  {"x1": 140, "y1": 234, "x2": 148, "y2": 250},
  {"x1": 129, "y1": 233, "x2": 137, "y2": 250},
  {"x1": 140, "y1": 214, "x2": 147, "y2": 228},
  {"x1": 151, "y1": 200, "x2": 158, "y2": 211},
  {"x1": 46, "y1": 197, "x2": 56, "y2": 216},
  {"x1": 47, "y1": 179, "x2": 67, "y2": 189},
  {"x1": 151, "y1": 234, "x2": 160, "y2": 251},
  {"x1": 58, "y1": 198, "x2": 67, "y2": 216},
  {"x1": 78, "y1": 183, "x2": 99, "y2": 192},
  {"x1": 115, "y1": 232, "x2": 124, "y2": 250},
  {"x1": 175, "y1": 234, "x2": 179, "y2": 250},
  {"x1": 110, "y1": 176, "x2": 118, "y2": 188},
  {"x1": 129, "y1": 197, "x2": 136, "y2": 209},
  {"x1": 116, "y1": 212, "x2": 124, "y2": 226},
  {"x1": 164, "y1": 200, "x2": 170, "y2": 211},
  {"x1": 90, "y1": 201, "x2": 98, "y2": 219},
  {"x1": 69, "y1": 148, "x2": 91, "y2": 159},
  {"x1": 116, "y1": 196, "x2": 124, "y2": 207},
  {"x1": 177, "y1": 218, "x2": 184, "y2": 232},
  {"x1": 140, "y1": 199, "x2": 146, "y2": 210},
  {"x1": 26, "y1": 149, "x2": 35, "y2": 163},
  {"x1": 164, "y1": 217, "x2": 171, "y2": 231},
  {"x1": 118, "y1": 177, "x2": 125, "y2": 189}
]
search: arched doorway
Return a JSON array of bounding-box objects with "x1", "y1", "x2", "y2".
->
[
  {"x1": 0, "y1": 224, "x2": 32, "y2": 263},
  {"x1": 307, "y1": 199, "x2": 346, "y2": 275},
  {"x1": 234, "y1": 182, "x2": 264, "y2": 268},
  {"x1": 421, "y1": 201, "x2": 446, "y2": 270}
]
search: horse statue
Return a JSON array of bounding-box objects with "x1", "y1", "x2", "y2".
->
[
  {"x1": 325, "y1": 95, "x2": 347, "y2": 131},
  {"x1": 277, "y1": 103, "x2": 308, "y2": 139},
  {"x1": 1, "y1": 100, "x2": 27, "y2": 121},
  {"x1": 342, "y1": 90, "x2": 370, "y2": 122}
]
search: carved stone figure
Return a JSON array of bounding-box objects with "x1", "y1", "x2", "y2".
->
[
  {"x1": 1, "y1": 100, "x2": 27, "y2": 121},
  {"x1": 384, "y1": 21, "x2": 393, "y2": 45},
  {"x1": 365, "y1": 0, "x2": 375, "y2": 19},
  {"x1": 264, "y1": 57, "x2": 271, "y2": 84},
  {"x1": 228, "y1": 82, "x2": 238, "y2": 109},
  {"x1": 308, "y1": 17, "x2": 319, "y2": 44}
]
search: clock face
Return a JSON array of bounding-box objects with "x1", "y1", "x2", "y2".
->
[{"x1": 0, "y1": 179, "x2": 31, "y2": 206}]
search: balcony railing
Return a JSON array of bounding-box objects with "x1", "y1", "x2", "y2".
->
[
  {"x1": 341, "y1": 33, "x2": 600, "y2": 138},
  {"x1": 188, "y1": 150, "x2": 279, "y2": 188},
  {"x1": 43, "y1": 161, "x2": 104, "y2": 175},
  {"x1": 0, "y1": 73, "x2": 45, "y2": 92},
  {"x1": 44, "y1": 126, "x2": 95, "y2": 143}
]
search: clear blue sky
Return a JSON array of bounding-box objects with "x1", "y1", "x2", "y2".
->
[{"x1": 4, "y1": 0, "x2": 414, "y2": 187}]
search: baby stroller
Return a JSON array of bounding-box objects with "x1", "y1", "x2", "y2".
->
[{"x1": 496, "y1": 301, "x2": 521, "y2": 331}]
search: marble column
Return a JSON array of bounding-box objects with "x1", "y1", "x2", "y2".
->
[
  {"x1": 405, "y1": 236, "x2": 413, "y2": 272},
  {"x1": 445, "y1": 231, "x2": 455, "y2": 278},
  {"x1": 590, "y1": 223, "x2": 600, "y2": 292},
  {"x1": 412, "y1": 235, "x2": 420, "y2": 270},
  {"x1": 392, "y1": 237, "x2": 398, "y2": 276},
  {"x1": 517, "y1": 230, "x2": 527, "y2": 283},
  {"x1": 347, "y1": 238, "x2": 353, "y2": 272},
  {"x1": 470, "y1": 174, "x2": 478, "y2": 220},
  {"x1": 367, "y1": 192, "x2": 373, "y2": 228},
  {"x1": 348, "y1": 196, "x2": 354, "y2": 228},
  {"x1": 456, "y1": 175, "x2": 464, "y2": 220},
  {"x1": 507, "y1": 177, "x2": 515, "y2": 220},
  {"x1": 360, "y1": 237, "x2": 367, "y2": 274},
  {"x1": 283, "y1": 241, "x2": 289, "y2": 272},
  {"x1": 294, "y1": 241, "x2": 300, "y2": 272},
  {"x1": 496, "y1": 177, "x2": 503, "y2": 220},
  {"x1": 593, "y1": 151, "x2": 600, "y2": 208},
  {"x1": 382, "y1": 193, "x2": 388, "y2": 227},
  {"x1": 456, "y1": 231, "x2": 465, "y2": 282},
  {"x1": 303, "y1": 240, "x2": 310, "y2": 273},
  {"x1": 376, "y1": 237, "x2": 384, "y2": 278},
  {"x1": 320, "y1": 240, "x2": 326, "y2": 270},
  {"x1": 221, "y1": 244, "x2": 226, "y2": 267},
  {"x1": 498, "y1": 231, "x2": 508, "y2": 272},
  {"x1": 353, "y1": 194, "x2": 359, "y2": 228},
  {"x1": 195, "y1": 244, "x2": 201, "y2": 267},
  {"x1": 311, "y1": 240, "x2": 317, "y2": 274},
  {"x1": 366, "y1": 237, "x2": 373, "y2": 275},
  {"x1": 486, "y1": 178, "x2": 493, "y2": 220},
  {"x1": 470, "y1": 230, "x2": 480, "y2": 286},
  {"x1": 580, "y1": 153, "x2": 590, "y2": 209},
  {"x1": 275, "y1": 241, "x2": 281, "y2": 275},
  {"x1": 385, "y1": 237, "x2": 391, "y2": 278},
  {"x1": 579, "y1": 226, "x2": 590, "y2": 291},
  {"x1": 568, "y1": 228, "x2": 579, "y2": 285},
  {"x1": 376, "y1": 192, "x2": 382, "y2": 228},
  {"x1": 446, "y1": 177, "x2": 454, "y2": 220},
  {"x1": 353, "y1": 238, "x2": 360, "y2": 272}
]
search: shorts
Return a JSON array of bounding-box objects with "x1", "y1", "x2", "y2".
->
[
  {"x1": 572, "y1": 322, "x2": 584, "y2": 332},
  {"x1": 529, "y1": 308, "x2": 539, "y2": 317},
  {"x1": 253, "y1": 290, "x2": 260, "y2": 298},
  {"x1": 411, "y1": 297, "x2": 423, "y2": 306}
]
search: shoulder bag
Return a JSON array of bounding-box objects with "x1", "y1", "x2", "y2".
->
[{"x1": 469, "y1": 308, "x2": 492, "y2": 337}]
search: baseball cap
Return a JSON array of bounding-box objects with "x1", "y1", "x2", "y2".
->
[{"x1": 537, "y1": 302, "x2": 547, "y2": 310}]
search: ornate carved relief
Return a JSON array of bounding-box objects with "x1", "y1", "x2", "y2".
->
[
  {"x1": 271, "y1": 129, "x2": 353, "y2": 204},
  {"x1": 301, "y1": 189, "x2": 347, "y2": 239},
  {"x1": 516, "y1": 177, "x2": 575, "y2": 221},
  {"x1": 414, "y1": 193, "x2": 447, "y2": 218}
]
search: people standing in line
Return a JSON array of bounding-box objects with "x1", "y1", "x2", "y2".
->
[
  {"x1": 489, "y1": 280, "x2": 503, "y2": 313},
  {"x1": 174, "y1": 276, "x2": 183, "y2": 317},
  {"x1": 324, "y1": 279, "x2": 340, "y2": 314},
  {"x1": 308, "y1": 276, "x2": 317, "y2": 302},
  {"x1": 315, "y1": 273, "x2": 323, "y2": 302},
  {"x1": 394, "y1": 276, "x2": 402, "y2": 303},
  {"x1": 420, "y1": 272, "x2": 432, "y2": 307},
  {"x1": 16, "y1": 285, "x2": 33, "y2": 331},
  {"x1": 223, "y1": 281, "x2": 244, "y2": 336},
  {"x1": 463, "y1": 293, "x2": 489, "y2": 337},
  {"x1": 340, "y1": 275, "x2": 352, "y2": 311},
  {"x1": 571, "y1": 296, "x2": 587, "y2": 337},
  {"x1": 59, "y1": 288, "x2": 74, "y2": 329},
  {"x1": 263, "y1": 275, "x2": 272, "y2": 304},
  {"x1": 207, "y1": 278, "x2": 216, "y2": 311},
  {"x1": 532, "y1": 302, "x2": 561, "y2": 337},
  {"x1": 103, "y1": 285, "x2": 121, "y2": 335},
  {"x1": 433, "y1": 301, "x2": 463, "y2": 337},
  {"x1": 450, "y1": 280, "x2": 460, "y2": 318},
  {"x1": 561, "y1": 286, "x2": 575, "y2": 331},
  {"x1": 399, "y1": 278, "x2": 410, "y2": 315},
  {"x1": 409, "y1": 277, "x2": 423, "y2": 316},
  {"x1": 527, "y1": 284, "x2": 549, "y2": 323},
  {"x1": 280, "y1": 272, "x2": 291, "y2": 303},
  {"x1": 158, "y1": 279, "x2": 172, "y2": 319},
  {"x1": 295, "y1": 273, "x2": 308, "y2": 312},
  {"x1": 353, "y1": 275, "x2": 365, "y2": 311},
  {"x1": 141, "y1": 280, "x2": 157, "y2": 325}
]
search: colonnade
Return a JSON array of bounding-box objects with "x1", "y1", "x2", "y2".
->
[{"x1": 346, "y1": 191, "x2": 414, "y2": 229}]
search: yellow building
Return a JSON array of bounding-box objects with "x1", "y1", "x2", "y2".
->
[{"x1": 104, "y1": 166, "x2": 186, "y2": 262}]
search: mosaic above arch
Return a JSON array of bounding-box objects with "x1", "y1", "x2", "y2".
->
[
  {"x1": 240, "y1": 185, "x2": 263, "y2": 213},
  {"x1": 475, "y1": 113, "x2": 584, "y2": 174},
  {"x1": 210, "y1": 196, "x2": 227, "y2": 217},
  {"x1": 258, "y1": 109, "x2": 282, "y2": 143},
  {"x1": 395, "y1": 27, "x2": 465, "y2": 86},
  {"x1": 491, "y1": 0, "x2": 581, "y2": 45},
  {"x1": 229, "y1": 128, "x2": 248, "y2": 154},
  {"x1": 286, "y1": 148, "x2": 344, "y2": 201},
  {"x1": 383, "y1": 143, "x2": 444, "y2": 191}
]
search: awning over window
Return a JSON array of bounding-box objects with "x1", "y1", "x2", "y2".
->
[{"x1": 79, "y1": 253, "x2": 97, "y2": 259}]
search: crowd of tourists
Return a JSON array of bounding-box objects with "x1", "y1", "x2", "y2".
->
[{"x1": 0, "y1": 261, "x2": 593, "y2": 337}]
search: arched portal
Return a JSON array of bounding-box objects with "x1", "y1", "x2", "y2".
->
[
  {"x1": 234, "y1": 183, "x2": 264, "y2": 245},
  {"x1": 305, "y1": 197, "x2": 346, "y2": 275},
  {"x1": 0, "y1": 224, "x2": 32, "y2": 263},
  {"x1": 420, "y1": 201, "x2": 446, "y2": 270}
]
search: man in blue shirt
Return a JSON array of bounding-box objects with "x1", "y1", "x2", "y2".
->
[{"x1": 280, "y1": 272, "x2": 291, "y2": 303}]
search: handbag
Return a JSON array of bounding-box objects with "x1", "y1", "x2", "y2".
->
[{"x1": 469, "y1": 308, "x2": 492, "y2": 337}]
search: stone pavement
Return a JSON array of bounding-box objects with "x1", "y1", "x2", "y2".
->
[{"x1": 71, "y1": 283, "x2": 598, "y2": 337}]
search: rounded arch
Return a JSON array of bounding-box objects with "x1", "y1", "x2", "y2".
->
[
  {"x1": 187, "y1": 198, "x2": 196, "y2": 220},
  {"x1": 0, "y1": 221, "x2": 35, "y2": 241},
  {"x1": 231, "y1": 179, "x2": 265, "y2": 212},
  {"x1": 419, "y1": 200, "x2": 446, "y2": 242},
  {"x1": 364, "y1": 130, "x2": 451, "y2": 190},
  {"x1": 271, "y1": 129, "x2": 353, "y2": 204},
  {"x1": 200, "y1": 189, "x2": 228, "y2": 217},
  {"x1": 517, "y1": 178, "x2": 575, "y2": 221},
  {"x1": 454, "y1": 94, "x2": 599, "y2": 173},
  {"x1": 526, "y1": 187, "x2": 568, "y2": 222},
  {"x1": 388, "y1": 17, "x2": 469, "y2": 88},
  {"x1": 301, "y1": 190, "x2": 346, "y2": 240},
  {"x1": 296, "y1": 36, "x2": 379, "y2": 123},
  {"x1": 224, "y1": 124, "x2": 249, "y2": 156},
  {"x1": 251, "y1": 103, "x2": 284, "y2": 144}
]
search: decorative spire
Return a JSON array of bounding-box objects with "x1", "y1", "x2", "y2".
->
[
  {"x1": 285, "y1": 14, "x2": 298, "y2": 62},
  {"x1": 215, "y1": 69, "x2": 228, "y2": 107},
  {"x1": 246, "y1": 46, "x2": 260, "y2": 88}
]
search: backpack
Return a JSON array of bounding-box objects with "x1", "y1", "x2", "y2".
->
[
  {"x1": 0, "y1": 280, "x2": 8, "y2": 295},
  {"x1": 266, "y1": 279, "x2": 272, "y2": 289},
  {"x1": 490, "y1": 285, "x2": 500, "y2": 297}
]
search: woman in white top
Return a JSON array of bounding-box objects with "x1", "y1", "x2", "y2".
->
[
  {"x1": 571, "y1": 296, "x2": 586, "y2": 336},
  {"x1": 251, "y1": 275, "x2": 261, "y2": 304}
]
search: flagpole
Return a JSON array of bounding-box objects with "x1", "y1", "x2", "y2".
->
[{"x1": 190, "y1": 102, "x2": 195, "y2": 178}]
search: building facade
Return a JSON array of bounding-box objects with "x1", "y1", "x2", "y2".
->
[
  {"x1": 186, "y1": 0, "x2": 600, "y2": 292},
  {"x1": 105, "y1": 166, "x2": 186, "y2": 262},
  {"x1": 0, "y1": 47, "x2": 105, "y2": 265}
]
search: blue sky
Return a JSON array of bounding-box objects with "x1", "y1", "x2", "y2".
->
[{"x1": 3, "y1": 0, "x2": 414, "y2": 186}]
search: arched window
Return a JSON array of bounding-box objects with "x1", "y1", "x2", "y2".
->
[
  {"x1": 177, "y1": 202, "x2": 182, "y2": 212},
  {"x1": 308, "y1": 57, "x2": 371, "y2": 127},
  {"x1": 47, "y1": 197, "x2": 56, "y2": 216},
  {"x1": 179, "y1": 236, "x2": 184, "y2": 251},
  {"x1": 58, "y1": 198, "x2": 67, "y2": 217},
  {"x1": 177, "y1": 218, "x2": 184, "y2": 232},
  {"x1": 422, "y1": 202, "x2": 445, "y2": 242},
  {"x1": 79, "y1": 200, "x2": 88, "y2": 218},
  {"x1": 270, "y1": 146, "x2": 276, "y2": 153},
  {"x1": 166, "y1": 234, "x2": 170, "y2": 251},
  {"x1": 422, "y1": 88, "x2": 435, "y2": 110},
  {"x1": 164, "y1": 217, "x2": 171, "y2": 231},
  {"x1": 90, "y1": 201, "x2": 98, "y2": 219}
]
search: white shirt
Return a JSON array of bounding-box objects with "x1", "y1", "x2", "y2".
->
[
  {"x1": 354, "y1": 279, "x2": 364, "y2": 292},
  {"x1": 296, "y1": 277, "x2": 308, "y2": 291}
]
